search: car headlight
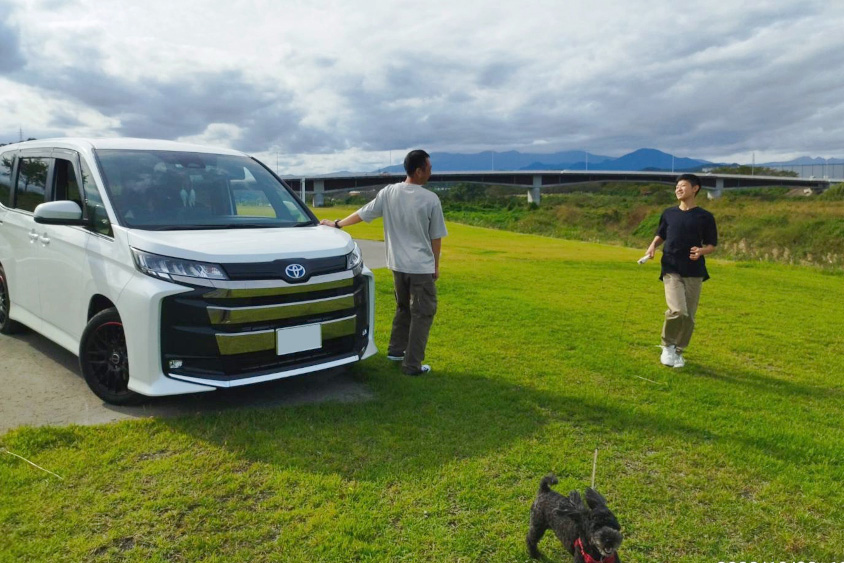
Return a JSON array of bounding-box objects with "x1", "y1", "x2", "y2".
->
[
  {"x1": 131, "y1": 248, "x2": 229, "y2": 282},
  {"x1": 346, "y1": 243, "x2": 363, "y2": 270}
]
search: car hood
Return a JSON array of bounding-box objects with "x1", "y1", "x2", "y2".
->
[{"x1": 126, "y1": 225, "x2": 355, "y2": 263}]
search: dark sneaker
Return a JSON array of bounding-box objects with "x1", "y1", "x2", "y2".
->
[
  {"x1": 402, "y1": 365, "x2": 431, "y2": 376},
  {"x1": 386, "y1": 353, "x2": 405, "y2": 361}
]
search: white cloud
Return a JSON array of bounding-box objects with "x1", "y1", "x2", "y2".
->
[
  {"x1": 177, "y1": 123, "x2": 244, "y2": 148},
  {"x1": 2, "y1": 0, "x2": 843, "y2": 170}
]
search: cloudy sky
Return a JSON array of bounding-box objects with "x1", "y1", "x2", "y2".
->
[{"x1": 1, "y1": 0, "x2": 842, "y2": 173}]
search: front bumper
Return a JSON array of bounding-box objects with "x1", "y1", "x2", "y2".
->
[{"x1": 117, "y1": 267, "x2": 377, "y2": 396}]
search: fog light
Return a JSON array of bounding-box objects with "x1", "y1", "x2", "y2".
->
[{"x1": 169, "y1": 359, "x2": 184, "y2": 369}]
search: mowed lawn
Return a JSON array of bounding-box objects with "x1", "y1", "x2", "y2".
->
[{"x1": 2, "y1": 207, "x2": 843, "y2": 562}]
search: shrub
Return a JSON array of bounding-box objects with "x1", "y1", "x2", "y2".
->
[
  {"x1": 439, "y1": 184, "x2": 844, "y2": 268},
  {"x1": 443, "y1": 182, "x2": 487, "y2": 202},
  {"x1": 633, "y1": 212, "x2": 661, "y2": 238},
  {"x1": 821, "y1": 183, "x2": 844, "y2": 199}
]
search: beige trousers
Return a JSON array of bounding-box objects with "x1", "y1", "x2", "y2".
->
[{"x1": 661, "y1": 273, "x2": 703, "y2": 352}]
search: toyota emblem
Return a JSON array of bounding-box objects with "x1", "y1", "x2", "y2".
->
[{"x1": 285, "y1": 263, "x2": 307, "y2": 279}]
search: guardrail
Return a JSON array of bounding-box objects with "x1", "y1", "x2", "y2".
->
[
  {"x1": 767, "y1": 163, "x2": 844, "y2": 180},
  {"x1": 282, "y1": 170, "x2": 834, "y2": 206}
]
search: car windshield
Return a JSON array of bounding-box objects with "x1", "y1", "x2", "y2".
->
[{"x1": 95, "y1": 149, "x2": 313, "y2": 230}]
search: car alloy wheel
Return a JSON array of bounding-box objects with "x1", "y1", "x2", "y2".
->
[{"x1": 80, "y1": 308, "x2": 143, "y2": 405}]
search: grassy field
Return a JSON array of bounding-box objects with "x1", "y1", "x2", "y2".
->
[
  {"x1": 2, "y1": 206, "x2": 843, "y2": 562},
  {"x1": 394, "y1": 183, "x2": 844, "y2": 269}
]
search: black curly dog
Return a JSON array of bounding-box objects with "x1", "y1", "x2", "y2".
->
[{"x1": 526, "y1": 474, "x2": 623, "y2": 562}]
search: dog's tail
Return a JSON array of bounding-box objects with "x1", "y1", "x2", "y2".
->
[{"x1": 539, "y1": 474, "x2": 558, "y2": 493}]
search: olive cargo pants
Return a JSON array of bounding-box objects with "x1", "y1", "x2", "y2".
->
[{"x1": 388, "y1": 272, "x2": 437, "y2": 373}]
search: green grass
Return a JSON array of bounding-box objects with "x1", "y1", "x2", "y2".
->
[
  {"x1": 424, "y1": 183, "x2": 844, "y2": 269},
  {"x1": 2, "y1": 208, "x2": 843, "y2": 562}
]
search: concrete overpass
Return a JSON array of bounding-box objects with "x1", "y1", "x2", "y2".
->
[{"x1": 283, "y1": 170, "x2": 837, "y2": 206}]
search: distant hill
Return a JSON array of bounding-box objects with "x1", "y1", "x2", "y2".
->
[
  {"x1": 761, "y1": 156, "x2": 844, "y2": 166},
  {"x1": 375, "y1": 150, "x2": 613, "y2": 173},
  {"x1": 521, "y1": 148, "x2": 713, "y2": 172},
  {"x1": 314, "y1": 170, "x2": 362, "y2": 177},
  {"x1": 594, "y1": 148, "x2": 712, "y2": 171},
  {"x1": 368, "y1": 148, "x2": 842, "y2": 174}
]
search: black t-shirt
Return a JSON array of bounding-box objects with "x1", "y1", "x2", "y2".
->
[{"x1": 656, "y1": 206, "x2": 718, "y2": 280}]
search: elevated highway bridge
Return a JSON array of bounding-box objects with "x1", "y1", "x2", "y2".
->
[{"x1": 283, "y1": 170, "x2": 837, "y2": 206}]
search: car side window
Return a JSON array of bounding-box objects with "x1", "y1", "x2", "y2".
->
[
  {"x1": 53, "y1": 158, "x2": 84, "y2": 212},
  {"x1": 0, "y1": 152, "x2": 12, "y2": 207},
  {"x1": 15, "y1": 157, "x2": 50, "y2": 212},
  {"x1": 80, "y1": 157, "x2": 112, "y2": 237}
]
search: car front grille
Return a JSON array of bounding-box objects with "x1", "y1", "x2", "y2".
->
[{"x1": 160, "y1": 273, "x2": 369, "y2": 381}]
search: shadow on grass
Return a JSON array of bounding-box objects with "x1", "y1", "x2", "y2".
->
[
  {"x1": 161, "y1": 361, "x2": 550, "y2": 481},
  {"x1": 157, "y1": 355, "x2": 843, "y2": 483},
  {"x1": 690, "y1": 362, "x2": 844, "y2": 401}
]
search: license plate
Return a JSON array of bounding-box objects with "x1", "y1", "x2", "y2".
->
[{"x1": 276, "y1": 324, "x2": 322, "y2": 355}]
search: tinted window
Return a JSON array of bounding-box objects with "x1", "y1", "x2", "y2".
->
[
  {"x1": 0, "y1": 152, "x2": 12, "y2": 207},
  {"x1": 80, "y1": 157, "x2": 112, "y2": 236},
  {"x1": 15, "y1": 157, "x2": 49, "y2": 212},
  {"x1": 53, "y1": 158, "x2": 83, "y2": 210},
  {"x1": 95, "y1": 150, "x2": 313, "y2": 230},
  {"x1": 231, "y1": 168, "x2": 306, "y2": 222}
]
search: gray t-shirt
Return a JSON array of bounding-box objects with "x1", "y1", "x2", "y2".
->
[{"x1": 357, "y1": 182, "x2": 448, "y2": 274}]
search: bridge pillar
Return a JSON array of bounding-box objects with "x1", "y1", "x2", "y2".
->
[
  {"x1": 527, "y1": 175, "x2": 542, "y2": 205},
  {"x1": 707, "y1": 178, "x2": 723, "y2": 200},
  {"x1": 313, "y1": 179, "x2": 325, "y2": 207}
]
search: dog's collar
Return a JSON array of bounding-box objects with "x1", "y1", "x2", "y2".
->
[{"x1": 575, "y1": 538, "x2": 617, "y2": 563}]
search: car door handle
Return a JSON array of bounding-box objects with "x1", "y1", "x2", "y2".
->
[{"x1": 39, "y1": 234, "x2": 50, "y2": 245}]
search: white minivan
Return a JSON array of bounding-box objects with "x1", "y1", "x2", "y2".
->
[{"x1": 0, "y1": 138, "x2": 376, "y2": 404}]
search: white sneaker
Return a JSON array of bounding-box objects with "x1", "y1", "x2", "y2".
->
[
  {"x1": 660, "y1": 345, "x2": 676, "y2": 366},
  {"x1": 402, "y1": 364, "x2": 431, "y2": 376},
  {"x1": 673, "y1": 353, "x2": 685, "y2": 368}
]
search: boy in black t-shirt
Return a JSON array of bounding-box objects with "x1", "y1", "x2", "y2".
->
[{"x1": 645, "y1": 174, "x2": 718, "y2": 368}]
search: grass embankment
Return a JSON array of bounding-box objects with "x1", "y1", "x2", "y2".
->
[
  {"x1": 431, "y1": 183, "x2": 844, "y2": 269},
  {"x1": 2, "y1": 208, "x2": 843, "y2": 562}
]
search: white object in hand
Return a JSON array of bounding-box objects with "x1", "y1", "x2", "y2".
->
[{"x1": 637, "y1": 255, "x2": 651, "y2": 264}]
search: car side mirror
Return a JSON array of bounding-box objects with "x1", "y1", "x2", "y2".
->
[{"x1": 33, "y1": 200, "x2": 88, "y2": 225}]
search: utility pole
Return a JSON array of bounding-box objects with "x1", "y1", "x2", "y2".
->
[
  {"x1": 19, "y1": 127, "x2": 23, "y2": 142},
  {"x1": 751, "y1": 152, "x2": 755, "y2": 176},
  {"x1": 585, "y1": 151, "x2": 588, "y2": 171}
]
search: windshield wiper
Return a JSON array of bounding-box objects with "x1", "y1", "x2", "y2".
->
[
  {"x1": 140, "y1": 225, "x2": 215, "y2": 231},
  {"x1": 143, "y1": 224, "x2": 276, "y2": 231},
  {"x1": 215, "y1": 223, "x2": 278, "y2": 229}
]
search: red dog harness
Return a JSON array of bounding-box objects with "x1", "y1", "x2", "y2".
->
[{"x1": 575, "y1": 538, "x2": 617, "y2": 563}]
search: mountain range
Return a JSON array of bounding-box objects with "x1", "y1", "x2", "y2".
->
[{"x1": 372, "y1": 148, "x2": 844, "y2": 174}]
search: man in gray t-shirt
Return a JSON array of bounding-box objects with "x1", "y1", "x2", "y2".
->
[{"x1": 321, "y1": 150, "x2": 448, "y2": 376}]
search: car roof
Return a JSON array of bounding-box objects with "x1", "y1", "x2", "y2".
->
[{"x1": 1, "y1": 137, "x2": 248, "y2": 156}]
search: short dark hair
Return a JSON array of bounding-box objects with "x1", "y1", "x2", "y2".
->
[
  {"x1": 404, "y1": 150, "x2": 430, "y2": 176},
  {"x1": 676, "y1": 173, "x2": 702, "y2": 195}
]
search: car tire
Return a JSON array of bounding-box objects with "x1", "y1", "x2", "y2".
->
[
  {"x1": 0, "y1": 265, "x2": 24, "y2": 335},
  {"x1": 79, "y1": 308, "x2": 144, "y2": 405}
]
